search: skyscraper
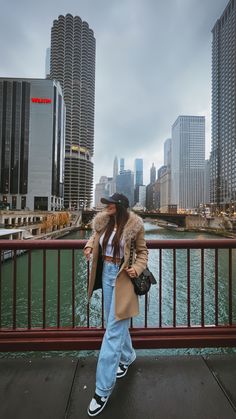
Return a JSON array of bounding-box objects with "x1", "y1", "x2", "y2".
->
[
  {"x1": 0, "y1": 78, "x2": 65, "y2": 210},
  {"x1": 134, "y1": 158, "x2": 143, "y2": 204},
  {"x1": 164, "y1": 138, "x2": 172, "y2": 168},
  {"x1": 116, "y1": 170, "x2": 134, "y2": 207},
  {"x1": 210, "y1": 0, "x2": 236, "y2": 210},
  {"x1": 95, "y1": 176, "x2": 113, "y2": 208},
  {"x1": 204, "y1": 159, "x2": 210, "y2": 205},
  {"x1": 150, "y1": 163, "x2": 156, "y2": 184},
  {"x1": 50, "y1": 14, "x2": 96, "y2": 209},
  {"x1": 113, "y1": 156, "x2": 118, "y2": 180},
  {"x1": 120, "y1": 158, "x2": 125, "y2": 173},
  {"x1": 134, "y1": 158, "x2": 143, "y2": 186},
  {"x1": 171, "y1": 115, "x2": 205, "y2": 210},
  {"x1": 160, "y1": 139, "x2": 172, "y2": 212}
]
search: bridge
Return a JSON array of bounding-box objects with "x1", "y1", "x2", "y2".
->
[
  {"x1": 134, "y1": 211, "x2": 186, "y2": 227},
  {"x1": 0, "y1": 238, "x2": 236, "y2": 418},
  {"x1": 82, "y1": 209, "x2": 187, "y2": 227}
]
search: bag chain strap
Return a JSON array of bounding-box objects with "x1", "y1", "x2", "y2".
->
[{"x1": 128, "y1": 239, "x2": 135, "y2": 268}]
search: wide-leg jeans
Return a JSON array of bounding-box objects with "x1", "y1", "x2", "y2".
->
[{"x1": 95, "y1": 261, "x2": 136, "y2": 397}]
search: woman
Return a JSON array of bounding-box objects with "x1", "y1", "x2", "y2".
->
[{"x1": 83, "y1": 193, "x2": 148, "y2": 416}]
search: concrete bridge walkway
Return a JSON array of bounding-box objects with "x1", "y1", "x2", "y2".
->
[{"x1": 0, "y1": 354, "x2": 236, "y2": 419}]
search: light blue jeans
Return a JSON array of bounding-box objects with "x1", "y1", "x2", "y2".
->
[{"x1": 95, "y1": 261, "x2": 136, "y2": 397}]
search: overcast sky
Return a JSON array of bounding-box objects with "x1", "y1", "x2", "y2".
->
[{"x1": 0, "y1": 0, "x2": 228, "y2": 186}]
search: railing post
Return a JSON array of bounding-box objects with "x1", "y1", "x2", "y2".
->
[
  {"x1": 87, "y1": 260, "x2": 90, "y2": 328},
  {"x1": 43, "y1": 249, "x2": 46, "y2": 329},
  {"x1": 215, "y1": 248, "x2": 218, "y2": 326},
  {"x1": 159, "y1": 248, "x2": 162, "y2": 328},
  {"x1": 13, "y1": 250, "x2": 17, "y2": 330},
  {"x1": 28, "y1": 250, "x2": 32, "y2": 329},
  {"x1": 173, "y1": 248, "x2": 176, "y2": 328},
  {"x1": 72, "y1": 249, "x2": 75, "y2": 328},
  {"x1": 57, "y1": 249, "x2": 61, "y2": 328},
  {"x1": 201, "y1": 249, "x2": 205, "y2": 327},
  {"x1": 187, "y1": 248, "x2": 191, "y2": 327},
  {"x1": 229, "y1": 248, "x2": 232, "y2": 326}
]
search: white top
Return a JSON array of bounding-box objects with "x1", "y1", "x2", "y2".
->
[{"x1": 99, "y1": 230, "x2": 124, "y2": 258}]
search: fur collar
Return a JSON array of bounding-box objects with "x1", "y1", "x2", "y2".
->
[{"x1": 92, "y1": 210, "x2": 144, "y2": 242}]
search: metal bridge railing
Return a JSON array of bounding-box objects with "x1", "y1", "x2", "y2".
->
[{"x1": 0, "y1": 239, "x2": 236, "y2": 351}]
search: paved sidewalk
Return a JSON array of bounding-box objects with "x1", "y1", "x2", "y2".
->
[{"x1": 0, "y1": 355, "x2": 236, "y2": 419}]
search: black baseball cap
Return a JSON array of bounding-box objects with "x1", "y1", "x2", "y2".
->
[{"x1": 101, "y1": 193, "x2": 129, "y2": 208}]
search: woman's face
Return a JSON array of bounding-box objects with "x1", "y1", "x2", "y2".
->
[{"x1": 106, "y1": 203, "x2": 117, "y2": 216}]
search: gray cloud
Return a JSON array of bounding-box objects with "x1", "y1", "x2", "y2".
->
[{"x1": 0, "y1": 0, "x2": 228, "y2": 185}]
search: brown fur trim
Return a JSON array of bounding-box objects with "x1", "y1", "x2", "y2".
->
[{"x1": 92, "y1": 210, "x2": 144, "y2": 243}]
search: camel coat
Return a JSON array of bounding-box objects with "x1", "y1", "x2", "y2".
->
[{"x1": 85, "y1": 211, "x2": 148, "y2": 320}]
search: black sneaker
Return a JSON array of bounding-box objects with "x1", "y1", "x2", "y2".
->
[
  {"x1": 116, "y1": 353, "x2": 136, "y2": 379},
  {"x1": 116, "y1": 363, "x2": 129, "y2": 379},
  {"x1": 87, "y1": 393, "x2": 109, "y2": 416}
]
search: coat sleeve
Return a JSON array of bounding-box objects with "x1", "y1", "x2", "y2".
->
[
  {"x1": 84, "y1": 231, "x2": 96, "y2": 250},
  {"x1": 132, "y1": 227, "x2": 148, "y2": 276}
]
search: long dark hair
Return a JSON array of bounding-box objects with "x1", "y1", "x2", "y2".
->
[{"x1": 102, "y1": 204, "x2": 129, "y2": 259}]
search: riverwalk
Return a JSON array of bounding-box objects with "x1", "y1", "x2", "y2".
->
[{"x1": 0, "y1": 354, "x2": 236, "y2": 419}]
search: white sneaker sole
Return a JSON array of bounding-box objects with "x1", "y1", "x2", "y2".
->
[{"x1": 87, "y1": 396, "x2": 109, "y2": 417}]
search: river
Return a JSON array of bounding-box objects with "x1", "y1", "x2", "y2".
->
[{"x1": 0, "y1": 222, "x2": 235, "y2": 358}]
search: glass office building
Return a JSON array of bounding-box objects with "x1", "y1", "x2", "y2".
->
[
  {"x1": 210, "y1": 0, "x2": 236, "y2": 210},
  {"x1": 0, "y1": 78, "x2": 65, "y2": 210},
  {"x1": 171, "y1": 115, "x2": 205, "y2": 210}
]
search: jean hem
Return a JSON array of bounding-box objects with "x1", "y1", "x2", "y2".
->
[
  {"x1": 95, "y1": 387, "x2": 113, "y2": 398},
  {"x1": 120, "y1": 351, "x2": 136, "y2": 366}
]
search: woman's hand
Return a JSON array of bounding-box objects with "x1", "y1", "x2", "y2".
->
[
  {"x1": 83, "y1": 247, "x2": 92, "y2": 261},
  {"x1": 125, "y1": 267, "x2": 138, "y2": 278}
]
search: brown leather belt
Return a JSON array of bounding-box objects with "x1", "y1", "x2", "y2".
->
[{"x1": 103, "y1": 255, "x2": 121, "y2": 264}]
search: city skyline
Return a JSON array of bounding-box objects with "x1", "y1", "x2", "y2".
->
[{"x1": 0, "y1": 0, "x2": 229, "y2": 186}]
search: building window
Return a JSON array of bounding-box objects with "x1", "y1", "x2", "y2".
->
[
  {"x1": 12, "y1": 196, "x2": 17, "y2": 210},
  {"x1": 21, "y1": 196, "x2": 26, "y2": 210},
  {"x1": 34, "y1": 197, "x2": 48, "y2": 211}
]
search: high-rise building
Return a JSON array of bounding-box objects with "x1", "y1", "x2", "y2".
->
[
  {"x1": 146, "y1": 163, "x2": 157, "y2": 210},
  {"x1": 110, "y1": 156, "x2": 118, "y2": 194},
  {"x1": 160, "y1": 169, "x2": 172, "y2": 213},
  {"x1": 146, "y1": 183, "x2": 154, "y2": 210},
  {"x1": 120, "y1": 158, "x2": 125, "y2": 173},
  {"x1": 0, "y1": 78, "x2": 65, "y2": 210},
  {"x1": 137, "y1": 185, "x2": 146, "y2": 207},
  {"x1": 113, "y1": 156, "x2": 118, "y2": 180},
  {"x1": 153, "y1": 179, "x2": 161, "y2": 210},
  {"x1": 171, "y1": 115, "x2": 205, "y2": 210},
  {"x1": 160, "y1": 139, "x2": 172, "y2": 212},
  {"x1": 164, "y1": 138, "x2": 172, "y2": 168},
  {"x1": 50, "y1": 14, "x2": 96, "y2": 209},
  {"x1": 150, "y1": 163, "x2": 156, "y2": 184},
  {"x1": 210, "y1": 0, "x2": 236, "y2": 210},
  {"x1": 158, "y1": 165, "x2": 167, "y2": 179},
  {"x1": 134, "y1": 158, "x2": 143, "y2": 186},
  {"x1": 134, "y1": 158, "x2": 143, "y2": 204},
  {"x1": 116, "y1": 170, "x2": 134, "y2": 207},
  {"x1": 204, "y1": 159, "x2": 210, "y2": 205},
  {"x1": 95, "y1": 176, "x2": 113, "y2": 208}
]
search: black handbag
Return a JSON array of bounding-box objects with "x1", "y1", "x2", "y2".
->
[{"x1": 129, "y1": 240, "x2": 157, "y2": 296}]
